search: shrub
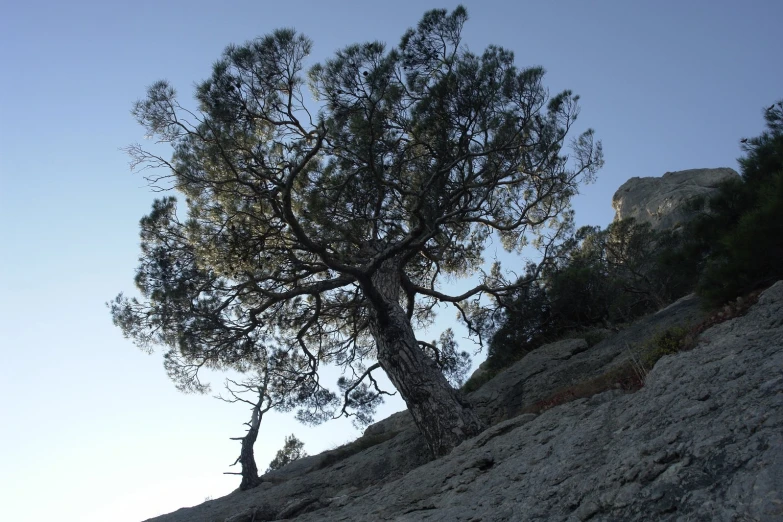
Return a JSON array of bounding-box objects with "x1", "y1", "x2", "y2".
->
[
  {"x1": 482, "y1": 219, "x2": 697, "y2": 373},
  {"x1": 267, "y1": 434, "x2": 308, "y2": 472},
  {"x1": 583, "y1": 328, "x2": 612, "y2": 347},
  {"x1": 638, "y1": 326, "x2": 690, "y2": 369}
]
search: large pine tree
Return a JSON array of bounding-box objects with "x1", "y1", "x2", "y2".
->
[{"x1": 111, "y1": 6, "x2": 602, "y2": 456}]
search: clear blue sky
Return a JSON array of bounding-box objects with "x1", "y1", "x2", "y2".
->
[{"x1": 1, "y1": 1, "x2": 780, "y2": 521}]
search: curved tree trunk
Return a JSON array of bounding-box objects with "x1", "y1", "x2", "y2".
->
[
  {"x1": 368, "y1": 259, "x2": 485, "y2": 457},
  {"x1": 231, "y1": 403, "x2": 263, "y2": 491}
]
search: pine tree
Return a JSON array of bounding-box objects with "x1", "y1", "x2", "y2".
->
[
  {"x1": 111, "y1": 6, "x2": 601, "y2": 456},
  {"x1": 267, "y1": 434, "x2": 308, "y2": 472}
]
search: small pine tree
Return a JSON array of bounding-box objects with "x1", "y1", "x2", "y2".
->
[{"x1": 267, "y1": 434, "x2": 308, "y2": 472}]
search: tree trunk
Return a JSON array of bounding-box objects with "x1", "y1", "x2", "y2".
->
[
  {"x1": 368, "y1": 259, "x2": 485, "y2": 457},
  {"x1": 236, "y1": 404, "x2": 263, "y2": 490}
]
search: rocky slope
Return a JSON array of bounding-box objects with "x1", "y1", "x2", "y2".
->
[
  {"x1": 612, "y1": 168, "x2": 739, "y2": 230},
  {"x1": 147, "y1": 281, "x2": 783, "y2": 522}
]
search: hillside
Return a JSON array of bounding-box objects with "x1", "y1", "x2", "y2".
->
[{"x1": 145, "y1": 280, "x2": 783, "y2": 521}]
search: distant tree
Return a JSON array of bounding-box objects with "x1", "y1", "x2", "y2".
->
[
  {"x1": 544, "y1": 218, "x2": 701, "y2": 327},
  {"x1": 546, "y1": 225, "x2": 620, "y2": 327},
  {"x1": 740, "y1": 101, "x2": 783, "y2": 190},
  {"x1": 598, "y1": 219, "x2": 696, "y2": 314},
  {"x1": 217, "y1": 375, "x2": 269, "y2": 490},
  {"x1": 216, "y1": 356, "x2": 319, "y2": 490},
  {"x1": 110, "y1": 6, "x2": 601, "y2": 456},
  {"x1": 267, "y1": 434, "x2": 308, "y2": 473}
]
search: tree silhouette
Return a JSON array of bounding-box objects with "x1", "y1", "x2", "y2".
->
[
  {"x1": 218, "y1": 375, "x2": 270, "y2": 490},
  {"x1": 111, "y1": 6, "x2": 602, "y2": 456},
  {"x1": 267, "y1": 434, "x2": 308, "y2": 473}
]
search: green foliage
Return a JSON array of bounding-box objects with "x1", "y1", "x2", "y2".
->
[
  {"x1": 545, "y1": 219, "x2": 696, "y2": 328},
  {"x1": 112, "y1": 6, "x2": 602, "y2": 443},
  {"x1": 267, "y1": 434, "x2": 308, "y2": 473},
  {"x1": 686, "y1": 100, "x2": 783, "y2": 305},
  {"x1": 481, "y1": 267, "x2": 555, "y2": 373},
  {"x1": 420, "y1": 329, "x2": 471, "y2": 388},
  {"x1": 479, "y1": 218, "x2": 697, "y2": 374},
  {"x1": 697, "y1": 184, "x2": 783, "y2": 304},
  {"x1": 637, "y1": 326, "x2": 690, "y2": 369}
]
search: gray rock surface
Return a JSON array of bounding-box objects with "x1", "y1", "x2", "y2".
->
[
  {"x1": 470, "y1": 292, "x2": 706, "y2": 425},
  {"x1": 145, "y1": 283, "x2": 782, "y2": 522},
  {"x1": 612, "y1": 168, "x2": 739, "y2": 230}
]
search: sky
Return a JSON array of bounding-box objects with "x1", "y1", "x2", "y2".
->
[{"x1": 0, "y1": 1, "x2": 780, "y2": 521}]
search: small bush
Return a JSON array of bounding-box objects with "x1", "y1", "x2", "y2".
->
[
  {"x1": 638, "y1": 326, "x2": 690, "y2": 369},
  {"x1": 267, "y1": 434, "x2": 308, "y2": 473}
]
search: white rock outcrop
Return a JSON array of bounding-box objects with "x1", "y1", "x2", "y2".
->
[{"x1": 612, "y1": 168, "x2": 739, "y2": 230}]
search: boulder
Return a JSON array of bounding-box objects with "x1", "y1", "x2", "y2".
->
[{"x1": 612, "y1": 168, "x2": 739, "y2": 230}]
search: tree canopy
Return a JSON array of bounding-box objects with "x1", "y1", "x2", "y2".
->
[{"x1": 111, "y1": 6, "x2": 602, "y2": 456}]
